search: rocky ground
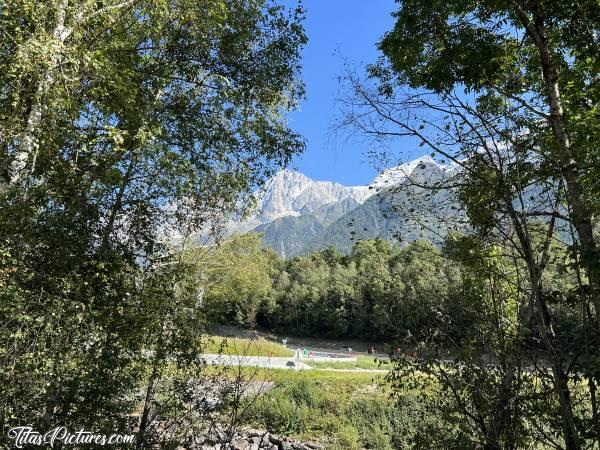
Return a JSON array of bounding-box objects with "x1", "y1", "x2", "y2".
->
[{"x1": 181, "y1": 429, "x2": 323, "y2": 450}]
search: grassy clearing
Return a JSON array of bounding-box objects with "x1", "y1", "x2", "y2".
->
[
  {"x1": 200, "y1": 364, "x2": 384, "y2": 385},
  {"x1": 202, "y1": 336, "x2": 294, "y2": 357},
  {"x1": 271, "y1": 367, "x2": 384, "y2": 384},
  {"x1": 173, "y1": 348, "x2": 442, "y2": 449},
  {"x1": 194, "y1": 337, "x2": 440, "y2": 448},
  {"x1": 308, "y1": 355, "x2": 392, "y2": 371}
]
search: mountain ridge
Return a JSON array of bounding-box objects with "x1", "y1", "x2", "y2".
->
[{"x1": 225, "y1": 155, "x2": 463, "y2": 257}]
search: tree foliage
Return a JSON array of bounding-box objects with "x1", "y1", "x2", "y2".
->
[
  {"x1": 336, "y1": 0, "x2": 600, "y2": 447},
  {"x1": 0, "y1": 0, "x2": 306, "y2": 443}
]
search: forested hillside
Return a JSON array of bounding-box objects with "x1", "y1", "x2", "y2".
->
[{"x1": 200, "y1": 233, "x2": 580, "y2": 350}]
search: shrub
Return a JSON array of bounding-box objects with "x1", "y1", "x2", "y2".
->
[
  {"x1": 364, "y1": 425, "x2": 394, "y2": 450},
  {"x1": 286, "y1": 377, "x2": 324, "y2": 409},
  {"x1": 331, "y1": 424, "x2": 361, "y2": 450},
  {"x1": 253, "y1": 390, "x2": 311, "y2": 434}
]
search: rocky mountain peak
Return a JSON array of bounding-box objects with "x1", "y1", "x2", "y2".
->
[
  {"x1": 219, "y1": 154, "x2": 462, "y2": 257},
  {"x1": 369, "y1": 155, "x2": 443, "y2": 191},
  {"x1": 255, "y1": 169, "x2": 370, "y2": 222}
]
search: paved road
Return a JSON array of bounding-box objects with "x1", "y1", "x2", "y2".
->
[
  {"x1": 287, "y1": 344, "x2": 389, "y2": 360},
  {"x1": 200, "y1": 353, "x2": 312, "y2": 370},
  {"x1": 200, "y1": 353, "x2": 393, "y2": 374}
]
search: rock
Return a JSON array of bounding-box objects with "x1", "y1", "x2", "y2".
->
[
  {"x1": 190, "y1": 429, "x2": 319, "y2": 450},
  {"x1": 231, "y1": 438, "x2": 249, "y2": 450},
  {"x1": 269, "y1": 435, "x2": 282, "y2": 445}
]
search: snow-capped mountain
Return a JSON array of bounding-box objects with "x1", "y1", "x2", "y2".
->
[
  {"x1": 255, "y1": 155, "x2": 455, "y2": 222},
  {"x1": 370, "y1": 155, "x2": 459, "y2": 191},
  {"x1": 255, "y1": 169, "x2": 371, "y2": 222},
  {"x1": 224, "y1": 155, "x2": 464, "y2": 257}
]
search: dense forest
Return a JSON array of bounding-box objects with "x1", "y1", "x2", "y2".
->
[
  {"x1": 200, "y1": 231, "x2": 584, "y2": 351},
  {"x1": 202, "y1": 234, "x2": 462, "y2": 342}
]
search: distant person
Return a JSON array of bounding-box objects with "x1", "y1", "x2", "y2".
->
[{"x1": 282, "y1": 338, "x2": 287, "y2": 347}]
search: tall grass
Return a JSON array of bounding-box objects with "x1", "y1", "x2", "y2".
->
[
  {"x1": 244, "y1": 375, "x2": 423, "y2": 449},
  {"x1": 308, "y1": 355, "x2": 392, "y2": 370},
  {"x1": 202, "y1": 336, "x2": 294, "y2": 357}
]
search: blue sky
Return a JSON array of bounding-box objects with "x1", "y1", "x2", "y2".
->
[{"x1": 282, "y1": 0, "x2": 422, "y2": 186}]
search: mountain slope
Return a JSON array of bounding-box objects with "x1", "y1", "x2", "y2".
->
[
  {"x1": 226, "y1": 155, "x2": 463, "y2": 257},
  {"x1": 255, "y1": 214, "x2": 326, "y2": 259},
  {"x1": 301, "y1": 161, "x2": 462, "y2": 256}
]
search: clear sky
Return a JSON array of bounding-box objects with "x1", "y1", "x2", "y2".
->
[{"x1": 282, "y1": 0, "x2": 422, "y2": 186}]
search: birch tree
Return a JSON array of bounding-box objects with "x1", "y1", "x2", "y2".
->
[{"x1": 0, "y1": 0, "x2": 306, "y2": 442}]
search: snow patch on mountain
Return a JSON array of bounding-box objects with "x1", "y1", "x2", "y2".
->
[{"x1": 369, "y1": 155, "x2": 458, "y2": 192}]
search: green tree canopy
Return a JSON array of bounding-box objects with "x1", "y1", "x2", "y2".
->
[{"x1": 0, "y1": 0, "x2": 306, "y2": 440}]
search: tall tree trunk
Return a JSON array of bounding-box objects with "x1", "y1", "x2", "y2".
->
[
  {"x1": 573, "y1": 229, "x2": 600, "y2": 446},
  {"x1": 138, "y1": 313, "x2": 168, "y2": 448},
  {"x1": 512, "y1": 0, "x2": 600, "y2": 318},
  {"x1": 484, "y1": 364, "x2": 516, "y2": 450},
  {"x1": 138, "y1": 362, "x2": 160, "y2": 447},
  {"x1": 505, "y1": 198, "x2": 581, "y2": 450},
  {"x1": 1, "y1": 0, "x2": 69, "y2": 189}
]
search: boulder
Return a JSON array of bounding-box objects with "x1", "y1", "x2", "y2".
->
[{"x1": 231, "y1": 438, "x2": 249, "y2": 450}]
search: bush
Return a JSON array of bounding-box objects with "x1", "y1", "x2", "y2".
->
[
  {"x1": 348, "y1": 396, "x2": 391, "y2": 425},
  {"x1": 246, "y1": 376, "x2": 407, "y2": 448},
  {"x1": 363, "y1": 425, "x2": 393, "y2": 450},
  {"x1": 249, "y1": 377, "x2": 324, "y2": 435},
  {"x1": 253, "y1": 390, "x2": 311, "y2": 434},
  {"x1": 331, "y1": 424, "x2": 361, "y2": 450},
  {"x1": 286, "y1": 377, "x2": 324, "y2": 409}
]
